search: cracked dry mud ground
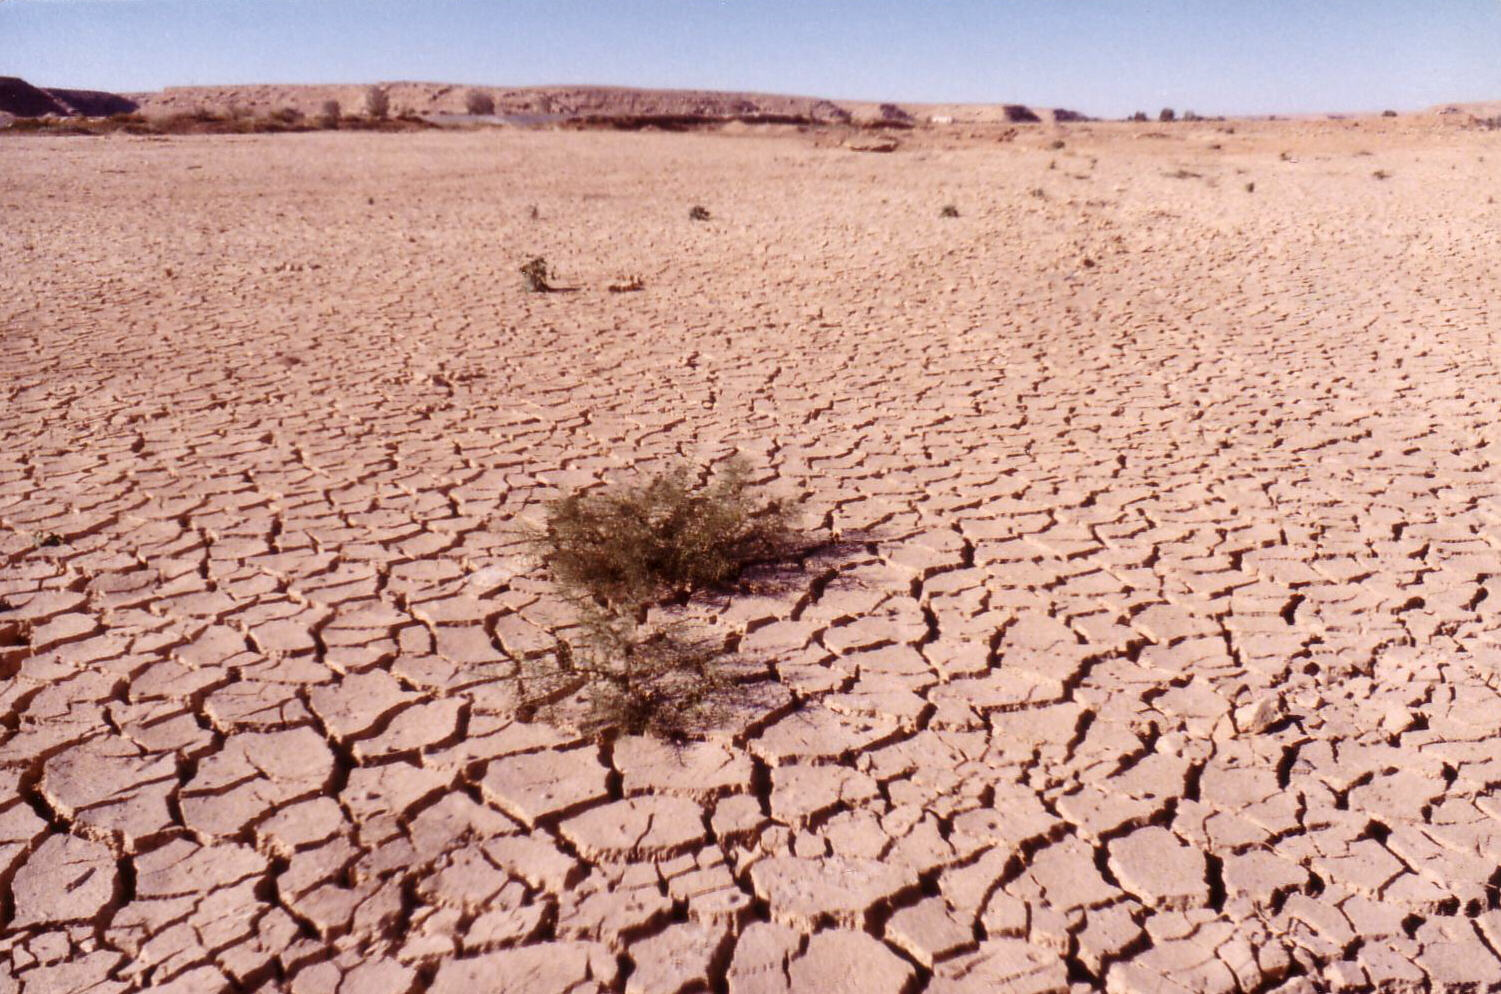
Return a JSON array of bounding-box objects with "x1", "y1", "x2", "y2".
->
[{"x1": 2, "y1": 124, "x2": 1500, "y2": 993}]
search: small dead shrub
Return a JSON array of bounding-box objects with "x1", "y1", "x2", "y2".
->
[
  {"x1": 519, "y1": 256, "x2": 554, "y2": 293},
  {"x1": 688, "y1": 205, "x2": 711, "y2": 221},
  {"x1": 608, "y1": 275, "x2": 646, "y2": 293},
  {"x1": 940, "y1": 204, "x2": 960, "y2": 218},
  {"x1": 1373, "y1": 169, "x2": 1391, "y2": 180}
]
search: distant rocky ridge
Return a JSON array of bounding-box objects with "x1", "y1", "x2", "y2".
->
[{"x1": 0, "y1": 76, "x2": 1090, "y2": 127}]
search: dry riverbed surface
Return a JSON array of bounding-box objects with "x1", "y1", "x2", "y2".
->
[{"x1": 2, "y1": 121, "x2": 1501, "y2": 993}]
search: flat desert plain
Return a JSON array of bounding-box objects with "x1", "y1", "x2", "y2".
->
[{"x1": 3, "y1": 121, "x2": 1501, "y2": 994}]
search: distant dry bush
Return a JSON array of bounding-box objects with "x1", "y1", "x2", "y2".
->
[
  {"x1": 364, "y1": 86, "x2": 390, "y2": 120},
  {"x1": 465, "y1": 89, "x2": 495, "y2": 115},
  {"x1": 689, "y1": 205, "x2": 711, "y2": 221},
  {"x1": 519, "y1": 256, "x2": 554, "y2": 293},
  {"x1": 1159, "y1": 108, "x2": 1176, "y2": 123},
  {"x1": 940, "y1": 204, "x2": 960, "y2": 218},
  {"x1": 318, "y1": 100, "x2": 341, "y2": 127}
]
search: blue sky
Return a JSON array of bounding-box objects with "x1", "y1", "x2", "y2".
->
[{"x1": 4, "y1": 0, "x2": 1499, "y2": 117}]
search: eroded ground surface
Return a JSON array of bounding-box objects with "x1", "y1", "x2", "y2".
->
[{"x1": 3, "y1": 124, "x2": 1501, "y2": 993}]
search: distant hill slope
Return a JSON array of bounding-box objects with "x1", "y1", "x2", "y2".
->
[
  {"x1": 0, "y1": 77, "x2": 70, "y2": 117},
  {"x1": 46, "y1": 87, "x2": 139, "y2": 116},
  {"x1": 0, "y1": 77, "x2": 140, "y2": 117}
]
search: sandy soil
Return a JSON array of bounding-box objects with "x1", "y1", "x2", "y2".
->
[{"x1": 3, "y1": 119, "x2": 1501, "y2": 993}]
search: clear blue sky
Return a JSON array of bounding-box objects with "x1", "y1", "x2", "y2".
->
[{"x1": 4, "y1": 0, "x2": 1499, "y2": 117}]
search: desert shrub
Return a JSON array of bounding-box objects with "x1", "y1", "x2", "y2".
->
[
  {"x1": 530, "y1": 459, "x2": 795, "y2": 736},
  {"x1": 1382, "y1": 109, "x2": 1398, "y2": 118},
  {"x1": 940, "y1": 204, "x2": 960, "y2": 218},
  {"x1": 364, "y1": 86, "x2": 390, "y2": 120},
  {"x1": 1373, "y1": 169, "x2": 1391, "y2": 180},
  {"x1": 539, "y1": 460, "x2": 791, "y2": 610},
  {"x1": 1245, "y1": 181, "x2": 1255, "y2": 193},
  {"x1": 689, "y1": 205, "x2": 711, "y2": 221},
  {"x1": 1159, "y1": 108, "x2": 1176, "y2": 123},
  {"x1": 1130, "y1": 111, "x2": 1149, "y2": 122},
  {"x1": 465, "y1": 89, "x2": 495, "y2": 115},
  {"x1": 270, "y1": 106, "x2": 303, "y2": 125},
  {"x1": 1049, "y1": 139, "x2": 1065, "y2": 150},
  {"x1": 608, "y1": 275, "x2": 646, "y2": 292},
  {"x1": 544, "y1": 613, "x2": 733, "y2": 738},
  {"x1": 318, "y1": 100, "x2": 341, "y2": 127},
  {"x1": 519, "y1": 256, "x2": 554, "y2": 292}
]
